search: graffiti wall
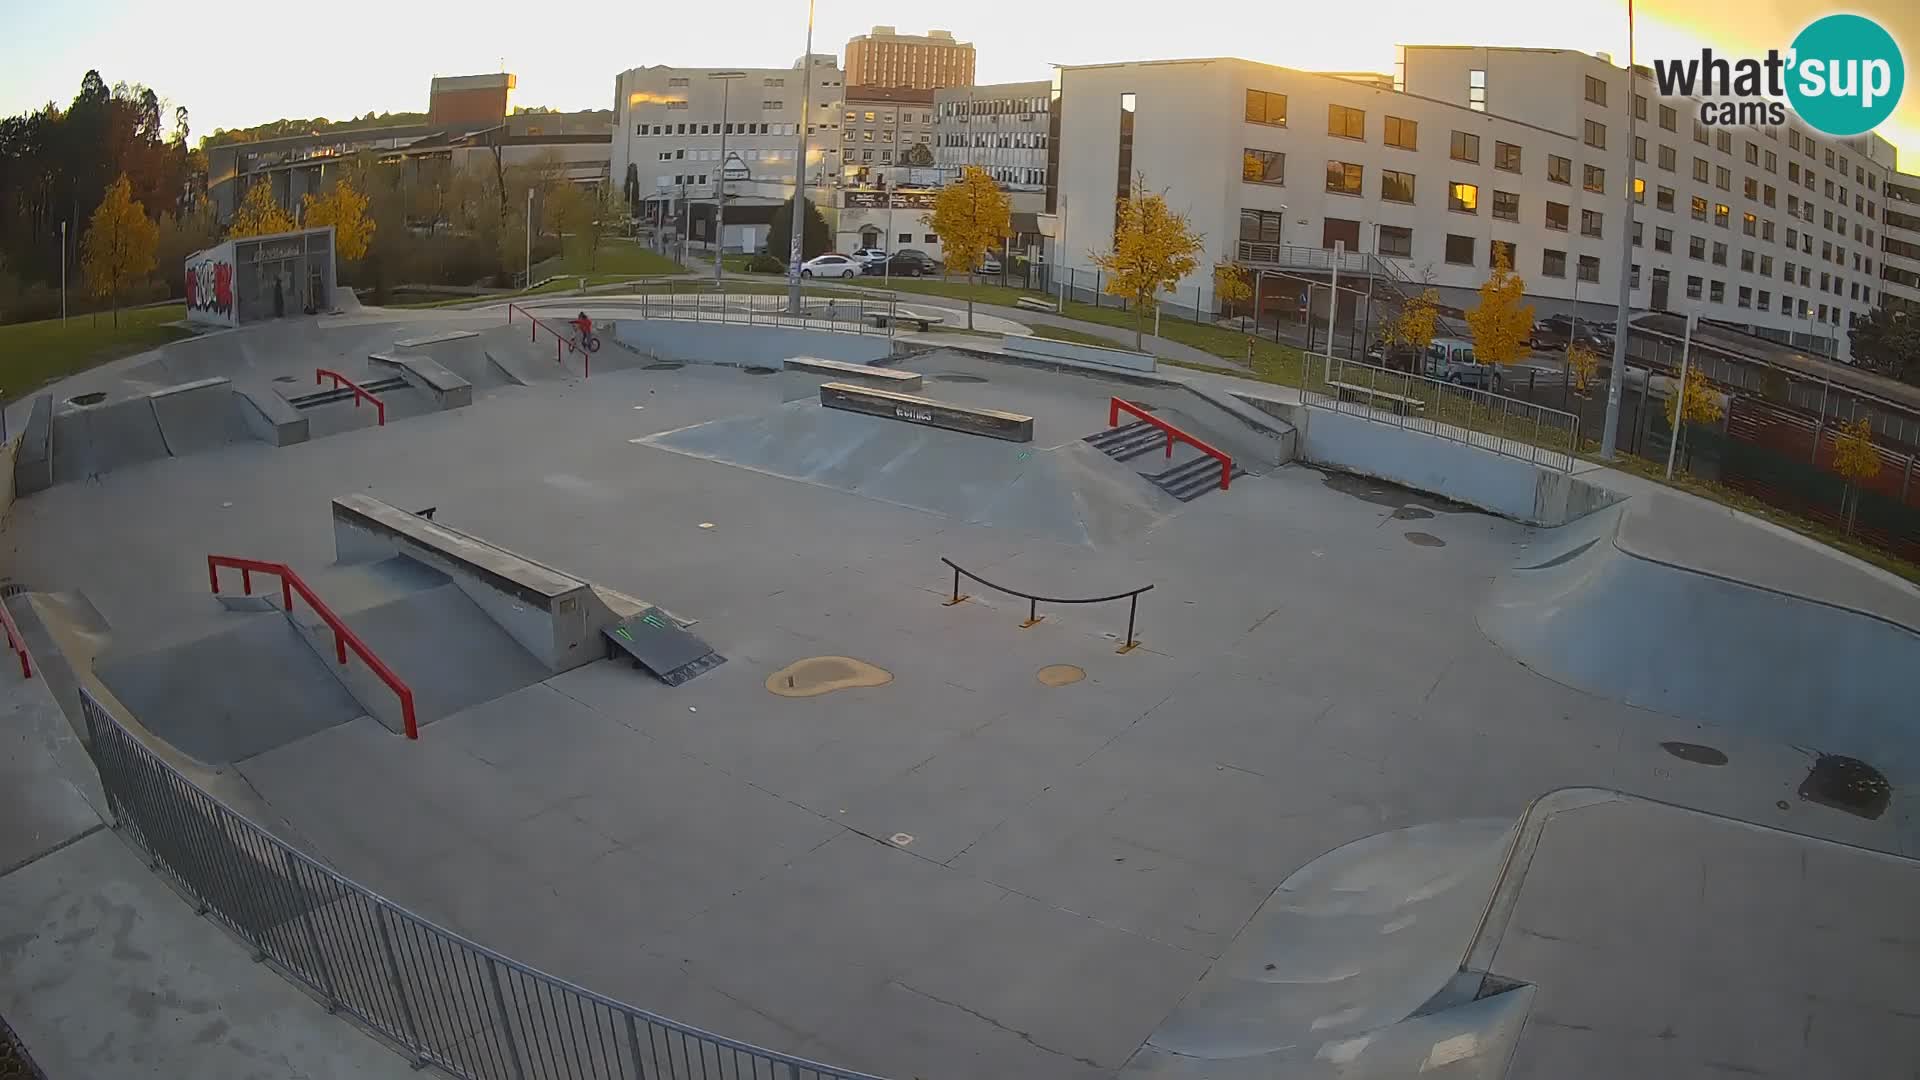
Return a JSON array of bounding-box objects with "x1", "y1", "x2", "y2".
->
[{"x1": 184, "y1": 241, "x2": 238, "y2": 328}]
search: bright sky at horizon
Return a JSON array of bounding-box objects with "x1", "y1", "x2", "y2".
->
[{"x1": 1, "y1": 0, "x2": 1915, "y2": 167}]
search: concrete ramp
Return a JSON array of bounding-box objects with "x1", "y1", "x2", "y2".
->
[
  {"x1": 642, "y1": 400, "x2": 1180, "y2": 546},
  {"x1": 150, "y1": 377, "x2": 250, "y2": 455},
  {"x1": 50, "y1": 392, "x2": 170, "y2": 483}
]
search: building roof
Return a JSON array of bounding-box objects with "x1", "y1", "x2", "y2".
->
[{"x1": 1632, "y1": 311, "x2": 1920, "y2": 414}]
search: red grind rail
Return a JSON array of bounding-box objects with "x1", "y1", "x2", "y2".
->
[
  {"x1": 506, "y1": 303, "x2": 587, "y2": 375},
  {"x1": 1108, "y1": 397, "x2": 1234, "y2": 491},
  {"x1": 207, "y1": 556, "x2": 420, "y2": 739},
  {"x1": 315, "y1": 369, "x2": 387, "y2": 425},
  {"x1": 0, "y1": 594, "x2": 31, "y2": 679}
]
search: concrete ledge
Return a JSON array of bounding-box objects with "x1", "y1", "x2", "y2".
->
[
  {"x1": 14, "y1": 394, "x2": 53, "y2": 496},
  {"x1": 782, "y1": 357, "x2": 923, "y2": 392},
  {"x1": 818, "y1": 381, "x2": 1034, "y2": 442},
  {"x1": 1004, "y1": 334, "x2": 1155, "y2": 373},
  {"x1": 370, "y1": 353, "x2": 473, "y2": 410},
  {"x1": 234, "y1": 386, "x2": 309, "y2": 447},
  {"x1": 394, "y1": 330, "x2": 479, "y2": 349}
]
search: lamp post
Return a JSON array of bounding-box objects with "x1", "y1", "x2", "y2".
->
[
  {"x1": 710, "y1": 71, "x2": 747, "y2": 287},
  {"x1": 786, "y1": 0, "x2": 817, "y2": 314},
  {"x1": 60, "y1": 220, "x2": 67, "y2": 323},
  {"x1": 1600, "y1": 0, "x2": 1639, "y2": 458},
  {"x1": 525, "y1": 188, "x2": 534, "y2": 288},
  {"x1": 1665, "y1": 309, "x2": 1696, "y2": 479}
]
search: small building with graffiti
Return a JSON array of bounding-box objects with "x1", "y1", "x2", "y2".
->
[{"x1": 184, "y1": 226, "x2": 337, "y2": 328}]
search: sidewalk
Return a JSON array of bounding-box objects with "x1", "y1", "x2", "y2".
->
[{"x1": 0, "y1": 656, "x2": 416, "y2": 1080}]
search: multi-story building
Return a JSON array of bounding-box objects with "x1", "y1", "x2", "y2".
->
[
  {"x1": 934, "y1": 80, "x2": 1051, "y2": 191},
  {"x1": 1883, "y1": 171, "x2": 1920, "y2": 316},
  {"x1": 611, "y1": 58, "x2": 844, "y2": 251},
  {"x1": 839, "y1": 86, "x2": 936, "y2": 180},
  {"x1": 1046, "y1": 47, "x2": 1903, "y2": 362},
  {"x1": 428, "y1": 74, "x2": 516, "y2": 127},
  {"x1": 843, "y1": 27, "x2": 974, "y2": 90}
]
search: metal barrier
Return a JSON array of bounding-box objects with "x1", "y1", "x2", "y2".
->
[
  {"x1": 506, "y1": 303, "x2": 578, "y2": 366},
  {"x1": 78, "y1": 686, "x2": 888, "y2": 1080},
  {"x1": 0, "y1": 590, "x2": 30, "y2": 679},
  {"x1": 940, "y1": 557, "x2": 1153, "y2": 653},
  {"x1": 1109, "y1": 397, "x2": 1234, "y2": 491},
  {"x1": 604, "y1": 288, "x2": 900, "y2": 337},
  {"x1": 1300, "y1": 354, "x2": 1582, "y2": 472},
  {"x1": 315, "y1": 369, "x2": 387, "y2": 426}
]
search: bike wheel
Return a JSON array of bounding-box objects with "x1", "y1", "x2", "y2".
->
[{"x1": 587, "y1": 335, "x2": 603, "y2": 353}]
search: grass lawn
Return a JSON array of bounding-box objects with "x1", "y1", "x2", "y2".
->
[
  {"x1": 1027, "y1": 324, "x2": 1130, "y2": 349},
  {"x1": 534, "y1": 240, "x2": 685, "y2": 281},
  {"x1": 0, "y1": 305, "x2": 190, "y2": 402}
]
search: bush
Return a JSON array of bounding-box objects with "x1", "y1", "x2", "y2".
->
[{"x1": 744, "y1": 252, "x2": 787, "y2": 274}]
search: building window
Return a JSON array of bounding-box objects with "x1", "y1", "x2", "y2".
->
[
  {"x1": 1543, "y1": 249, "x2": 1567, "y2": 277},
  {"x1": 1690, "y1": 235, "x2": 1706, "y2": 259},
  {"x1": 1385, "y1": 116, "x2": 1418, "y2": 150},
  {"x1": 1239, "y1": 208, "x2": 1285, "y2": 245},
  {"x1": 1468, "y1": 69, "x2": 1487, "y2": 111},
  {"x1": 1378, "y1": 224, "x2": 1413, "y2": 258},
  {"x1": 1546, "y1": 201, "x2": 1569, "y2": 231},
  {"x1": 1631, "y1": 262, "x2": 1642, "y2": 287},
  {"x1": 1446, "y1": 234, "x2": 1476, "y2": 264},
  {"x1": 1693, "y1": 157, "x2": 1710, "y2": 183},
  {"x1": 1711, "y1": 280, "x2": 1726, "y2": 302},
  {"x1": 1325, "y1": 160, "x2": 1363, "y2": 195},
  {"x1": 1764, "y1": 184, "x2": 1776, "y2": 207},
  {"x1": 1115, "y1": 92, "x2": 1136, "y2": 235},
  {"x1": 1659, "y1": 104, "x2": 1678, "y2": 131},
  {"x1": 1583, "y1": 164, "x2": 1605, "y2": 193},
  {"x1": 1328, "y1": 104, "x2": 1365, "y2": 140},
  {"x1": 1758, "y1": 290, "x2": 1771, "y2": 311},
  {"x1": 1548, "y1": 155, "x2": 1571, "y2": 184},
  {"x1": 1245, "y1": 89, "x2": 1288, "y2": 126},
  {"x1": 1585, "y1": 74, "x2": 1607, "y2": 105},
  {"x1": 1657, "y1": 186, "x2": 1675, "y2": 212},
  {"x1": 1490, "y1": 239, "x2": 1516, "y2": 268},
  {"x1": 1716, "y1": 130, "x2": 1731, "y2": 153},
  {"x1": 1761, "y1": 254, "x2": 1773, "y2": 274},
  {"x1": 1635, "y1": 136, "x2": 1647, "y2": 163},
  {"x1": 1242, "y1": 148, "x2": 1284, "y2": 185},
  {"x1": 1765, "y1": 149, "x2": 1778, "y2": 172},
  {"x1": 1380, "y1": 168, "x2": 1416, "y2": 203},
  {"x1": 1658, "y1": 145, "x2": 1676, "y2": 172},
  {"x1": 1633, "y1": 221, "x2": 1643, "y2": 246},
  {"x1": 1691, "y1": 195, "x2": 1708, "y2": 221},
  {"x1": 1635, "y1": 93, "x2": 1648, "y2": 120},
  {"x1": 1450, "y1": 130, "x2": 1480, "y2": 162},
  {"x1": 1715, "y1": 203, "x2": 1730, "y2": 227},
  {"x1": 1449, "y1": 181, "x2": 1479, "y2": 213},
  {"x1": 1687, "y1": 274, "x2": 1703, "y2": 299},
  {"x1": 1634, "y1": 177, "x2": 1646, "y2": 203},
  {"x1": 1743, "y1": 177, "x2": 1758, "y2": 200},
  {"x1": 1492, "y1": 190, "x2": 1520, "y2": 221},
  {"x1": 1578, "y1": 254, "x2": 1601, "y2": 283},
  {"x1": 1743, "y1": 212, "x2": 1757, "y2": 236},
  {"x1": 1712, "y1": 241, "x2": 1727, "y2": 265},
  {"x1": 1581, "y1": 208, "x2": 1603, "y2": 238},
  {"x1": 1716, "y1": 165, "x2": 1731, "y2": 191},
  {"x1": 1655, "y1": 227, "x2": 1673, "y2": 252},
  {"x1": 1740, "y1": 249, "x2": 1755, "y2": 272},
  {"x1": 1584, "y1": 119, "x2": 1606, "y2": 149},
  {"x1": 1693, "y1": 120, "x2": 1710, "y2": 145}
]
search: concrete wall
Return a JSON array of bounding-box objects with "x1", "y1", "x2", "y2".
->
[
  {"x1": 1003, "y1": 335, "x2": 1155, "y2": 373},
  {"x1": 13, "y1": 395, "x2": 52, "y2": 496},
  {"x1": 609, "y1": 320, "x2": 895, "y2": 367}
]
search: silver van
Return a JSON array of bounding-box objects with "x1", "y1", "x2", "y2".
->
[{"x1": 1423, "y1": 337, "x2": 1504, "y2": 390}]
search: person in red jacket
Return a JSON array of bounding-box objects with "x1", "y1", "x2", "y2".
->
[{"x1": 572, "y1": 311, "x2": 594, "y2": 347}]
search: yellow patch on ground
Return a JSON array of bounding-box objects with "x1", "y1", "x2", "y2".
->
[
  {"x1": 1036, "y1": 664, "x2": 1086, "y2": 687},
  {"x1": 766, "y1": 656, "x2": 893, "y2": 697}
]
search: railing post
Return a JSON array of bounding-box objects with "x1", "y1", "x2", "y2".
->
[
  {"x1": 373, "y1": 906, "x2": 424, "y2": 1055},
  {"x1": 334, "y1": 632, "x2": 346, "y2": 665},
  {"x1": 207, "y1": 559, "x2": 220, "y2": 594},
  {"x1": 282, "y1": 578, "x2": 294, "y2": 613},
  {"x1": 283, "y1": 850, "x2": 339, "y2": 1012},
  {"x1": 400, "y1": 689, "x2": 418, "y2": 741},
  {"x1": 241, "y1": 568, "x2": 252, "y2": 595},
  {"x1": 625, "y1": 1013, "x2": 651, "y2": 1080},
  {"x1": 487, "y1": 957, "x2": 529, "y2": 1080},
  {"x1": 1123, "y1": 594, "x2": 1139, "y2": 654}
]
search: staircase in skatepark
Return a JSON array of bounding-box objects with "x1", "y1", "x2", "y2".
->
[{"x1": 1084, "y1": 399, "x2": 1245, "y2": 503}]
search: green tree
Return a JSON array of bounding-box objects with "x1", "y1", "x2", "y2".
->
[
  {"x1": 80, "y1": 174, "x2": 159, "y2": 326},
  {"x1": 1848, "y1": 307, "x2": 1920, "y2": 384},
  {"x1": 1832, "y1": 415, "x2": 1882, "y2": 536},
  {"x1": 1465, "y1": 244, "x2": 1534, "y2": 370},
  {"x1": 1091, "y1": 179, "x2": 1205, "y2": 350},
  {"x1": 767, "y1": 197, "x2": 831, "y2": 262},
  {"x1": 901, "y1": 141, "x2": 935, "y2": 168},
  {"x1": 927, "y1": 166, "x2": 1013, "y2": 329},
  {"x1": 154, "y1": 196, "x2": 219, "y2": 297}
]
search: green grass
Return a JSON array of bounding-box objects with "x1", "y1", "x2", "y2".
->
[
  {"x1": 1027, "y1": 324, "x2": 1128, "y2": 349},
  {"x1": 533, "y1": 239, "x2": 685, "y2": 281},
  {"x1": 0, "y1": 305, "x2": 191, "y2": 402}
]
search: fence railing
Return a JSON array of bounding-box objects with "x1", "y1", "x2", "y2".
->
[
  {"x1": 0, "y1": 592, "x2": 31, "y2": 679},
  {"x1": 506, "y1": 302, "x2": 579, "y2": 365},
  {"x1": 315, "y1": 369, "x2": 387, "y2": 426},
  {"x1": 207, "y1": 555, "x2": 419, "y2": 739},
  {"x1": 1109, "y1": 397, "x2": 1234, "y2": 491},
  {"x1": 940, "y1": 557, "x2": 1153, "y2": 653},
  {"x1": 556, "y1": 288, "x2": 902, "y2": 338},
  {"x1": 79, "y1": 685, "x2": 890, "y2": 1080},
  {"x1": 1300, "y1": 355, "x2": 1582, "y2": 472}
]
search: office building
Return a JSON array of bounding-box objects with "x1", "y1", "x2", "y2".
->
[
  {"x1": 843, "y1": 27, "x2": 975, "y2": 90},
  {"x1": 840, "y1": 86, "x2": 936, "y2": 179},
  {"x1": 1883, "y1": 171, "x2": 1920, "y2": 315},
  {"x1": 429, "y1": 74, "x2": 516, "y2": 127},
  {"x1": 935, "y1": 80, "x2": 1051, "y2": 191}
]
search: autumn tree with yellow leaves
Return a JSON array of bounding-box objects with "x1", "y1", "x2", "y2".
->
[
  {"x1": 1664, "y1": 366, "x2": 1725, "y2": 471},
  {"x1": 1093, "y1": 180, "x2": 1205, "y2": 350},
  {"x1": 1380, "y1": 287, "x2": 1441, "y2": 368},
  {"x1": 80, "y1": 174, "x2": 158, "y2": 327},
  {"x1": 230, "y1": 180, "x2": 295, "y2": 237},
  {"x1": 1213, "y1": 262, "x2": 1252, "y2": 327},
  {"x1": 1565, "y1": 342, "x2": 1600, "y2": 396},
  {"x1": 1465, "y1": 245, "x2": 1534, "y2": 370},
  {"x1": 927, "y1": 166, "x2": 1012, "y2": 330},
  {"x1": 302, "y1": 178, "x2": 375, "y2": 261},
  {"x1": 1832, "y1": 416, "x2": 1882, "y2": 536}
]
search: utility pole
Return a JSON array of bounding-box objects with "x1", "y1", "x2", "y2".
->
[
  {"x1": 60, "y1": 220, "x2": 67, "y2": 323},
  {"x1": 1600, "y1": 0, "x2": 1639, "y2": 459},
  {"x1": 1664, "y1": 310, "x2": 1696, "y2": 479},
  {"x1": 679, "y1": 176, "x2": 690, "y2": 268},
  {"x1": 525, "y1": 188, "x2": 534, "y2": 288},
  {"x1": 786, "y1": 0, "x2": 816, "y2": 315},
  {"x1": 711, "y1": 71, "x2": 746, "y2": 287}
]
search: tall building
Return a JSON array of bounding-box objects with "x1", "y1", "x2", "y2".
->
[
  {"x1": 429, "y1": 74, "x2": 516, "y2": 127},
  {"x1": 935, "y1": 80, "x2": 1051, "y2": 191},
  {"x1": 839, "y1": 86, "x2": 936, "y2": 180},
  {"x1": 1046, "y1": 48, "x2": 1905, "y2": 362},
  {"x1": 1884, "y1": 171, "x2": 1920, "y2": 315},
  {"x1": 843, "y1": 27, "x2": 975, "y2": 90}
]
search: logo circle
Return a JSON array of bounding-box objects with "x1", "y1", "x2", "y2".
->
[{"x1": 1786, "y1": 14, "x2": 1905, "y2": 136}]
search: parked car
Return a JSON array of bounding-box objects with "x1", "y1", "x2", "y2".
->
[
  {"x1": 1533, "y1": 315, "x2": 1612, "y2": 352},
  {"x1": 799, "y1": 253, "x2": 861, "y2": 279},
  {"x1": 864, "y1": 249, "x2": 938, "y2": 277},
  {"x1": 849, "y1": 247, "x2": 890, "y2": 267},
  {"x1": 978, "y1": 253, "x2": 1002, "y2": 275},
  {"x1": 1423, "y1": 336, "x2": 1505, "y2": 390}
]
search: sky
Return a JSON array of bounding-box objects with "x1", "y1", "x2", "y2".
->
[{"x1": 1, "y1": 0, "x2": 1915, "y2": 167}]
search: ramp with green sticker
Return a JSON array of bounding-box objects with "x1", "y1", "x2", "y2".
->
[{"x1": 603, "y1": 607, "x2": 726, "y2": 686}]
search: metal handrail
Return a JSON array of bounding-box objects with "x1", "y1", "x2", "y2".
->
[
  {"x1": 207, "y1": 555, "x2": 419, "y2": 739},
  {"x1": 1304, "y1": 354, "x2": 1582, "y2": 471},
  {"x1": 77, "y1": 686, "x2": 889, "y2": 1080},
  {"x1": 0, "y1": 593, "x2": 31, "y2": 679},
  {"x1": 940, "y1": 556, "x2": 1154, "y2": 653},
  {"x1": 1109, "y1": 397, "x2": 1234, "y2": 491},
  {"x1": 314, "y1": 369, "x2": 386, "y2": 426},
  {"x1": 506, "y1": 302, "x2": 578, "y2": 365}
]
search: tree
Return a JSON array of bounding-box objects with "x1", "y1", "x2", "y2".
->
[
  {"x1": 927, "y1": 166, "x2": 1012, "y2": 329},
  {"x1": 901, "y1": 141, "x2": 935, "y2": 168},
  {"x1": 1380, "y1": 287, "x2": 1440, "y2": 367},
  {"x1": 1465, "y1": 244, "x2": 1534, "y2": 370},
  {"x1": 154, "y1": 196, "x2": 219, "y2": 296},
  {"x1": 1848, "y1": 307, "x2": 1920, "y2": 384},
  {"x1": 1832, "y1": 415, "x2": 1882, "y2": 536},
  {"x1": 1213, "y1": 262, "x2": 1252, "y2": 327},
  {"x1": 80, "y1": 174, "x2": 158, "y2": 326},
  {"x1": 302, "y1": 177, "x2": 374, "y2": 261},
  {"x1": 1664, "y1": 365, "x2": 1724, "y2": 471},
  {"x1": 767, "y1": 196, "x2": 831, "y2": 263},
  {"x1": 230, "y1": 180, "x2": 294, "y2": 237},
  {"x1": 1565, "y1": 341, "x2": 1600, "y2": 396},
  {"x1": 1092, "y1": 179, "x2": 1205, "y2": 350}
]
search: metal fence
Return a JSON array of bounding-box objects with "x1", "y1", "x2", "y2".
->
[
  {"x1": 1300, "y1": 355, "x2": 1583, "y2": 472},
  {"x1": 79, "y1": 688, "x2": 887, "y2": 1080},
  {"x1": 587, "y1": 287, "x2": 903, "y2": 337}
]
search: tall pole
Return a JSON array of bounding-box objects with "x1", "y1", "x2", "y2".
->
[
  {"x1": 785, "y1": 0, "x2": 817, "y2": 314},
  {"x1": 1665, "y1": 310, "x2": 1695, "y2": 479},
  {"x1": 712, "y1": 72, "x2": 745, "y2": 287},
  {"x1": 525, "y1": 187, "x2": 533, "y2": 287},
  {"x1": 1327, "y1": 240, "x2": 1343, "y2": 376},
  {"x1": 60, "y1": 220, "x2": 67, "y2": 323},
  {"x1": 1600, "y1": 0, "x2": 1638, "y2": 459}
]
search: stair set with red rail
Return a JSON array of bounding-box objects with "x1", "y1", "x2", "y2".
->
[
  {"x1": 1085, "y1": 397, "x2": 1245, "y2": 502},
  {"x1": 507, "y1": 303, "x2": 592, "y2": 377}
]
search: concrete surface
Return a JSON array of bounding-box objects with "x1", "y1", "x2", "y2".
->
[
  {"x1": 1006, "y1": 335, "x2": 1157, "y2": 373},
  {"x1": 149, "y1": 377, "x2": 251, "y2": 457},
  {"x1": 610, "y1": 318, "x2": 896, "y2": 369},
  {"x1": 49, "y1": 393, "x2": 171, "y2": 484}
]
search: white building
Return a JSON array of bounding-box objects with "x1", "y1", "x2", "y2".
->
[
  {"x1": 840, "y1": 86, "x2": 937, "y2": 181},
  {"x1": 1047, "y1": 47, "x2": 1908, "y2": 362},
  {"x1": 1884, "y1": 170, "x2": 1920, "y2": 315},
  {"x1": 935, "y1": 80, "x2": 1051, "y2": 191}
]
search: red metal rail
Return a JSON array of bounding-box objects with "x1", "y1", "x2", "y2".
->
[
  {"x1": 506, "y1": 303, "x2": 579, "y2": 368},
  {"x1": 1108, "y1": 397, "x2": 1235, "y2": 491},
  {"x1": 207, "y1": 555, "x2": 419, "y2": 739},
  {"x1": 315, "y1": 369, "x2": 386, "y2": 425},
  {"x1": 0, "y1": 594, "x2": 31, "y2": 679}
]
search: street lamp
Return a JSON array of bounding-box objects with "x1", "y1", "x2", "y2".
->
[
  {"x1": 525, "y1": 188, "x2": 534, "y2": 287},
  {"x1": 1600, "y1": 0, "x2": 1639, "y2": 459},
  {"x1": 710, "y1": 71, "x2": 747, "y2": 287},
  {"x1": 786, "y1": 0, "x2": 817, "y2": 314}
]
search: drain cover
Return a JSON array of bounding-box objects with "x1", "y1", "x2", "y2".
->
[{"x1": 68, "y1": 391, "x2": 107, "y2": 406}]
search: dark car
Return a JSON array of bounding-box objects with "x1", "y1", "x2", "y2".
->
[
  {"x1": 1532, "y1": 315, "x2": 1612, "y2": 352},
  {"x1": 864, "y1": 249, "x2": 938, "y2": 277}
]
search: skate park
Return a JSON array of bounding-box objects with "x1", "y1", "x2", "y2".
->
[{"x1": 4, "y1": 296, "x2": 1919, "y2": 1079}]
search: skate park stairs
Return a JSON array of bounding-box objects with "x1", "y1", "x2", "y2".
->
[{"x1": 368, "y1": 351, "x2": 473, "y2": 411}]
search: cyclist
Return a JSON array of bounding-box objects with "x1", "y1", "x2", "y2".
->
[{"x1": 572, "y1": 311, "x2": 595, "y2": 350}]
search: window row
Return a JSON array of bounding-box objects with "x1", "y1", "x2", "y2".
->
[{"x1": 636, "y1": 121, "x2": 801, "y2": 137}]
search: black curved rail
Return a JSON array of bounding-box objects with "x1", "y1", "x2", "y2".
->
[{"x1": 940, "y1": 557, "x2": 1154, "y2": 653}]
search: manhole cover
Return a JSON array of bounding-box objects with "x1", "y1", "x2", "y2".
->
[
  {"x1": 68, "y1": 391, "x2": 107, "y2": 406},
  {"x1": 1390, "y1": 506, "x2": 1435, "y2": 520},
  {"x1": 1036, "y1": 664, "x2": 1085, "y2": 687},
  {"x1": 1403, "y1": 531, "x2": 1446, "y2": 547},
  {"x1": 743, "y1": 365, "x2": 778, "y2": 376},
  {"x1": 1660, "y1": 741, "x2": 1728, "y2": 766},
  {"x1": 645, "y1": 362, "x2": 685, "y2": 371},
  {"x1": 928, "y1": 373, "x2": 988, "y2": 384},
  {"x1": 1798, "y1": 753, "x2": 1891, "y2": 819},
  {"x1": 766, "y1": 656, "x2": 893, "y2": 698}
]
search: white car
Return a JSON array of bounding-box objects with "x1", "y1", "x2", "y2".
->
[
  {"x1": 849, "y1": 247, "x2": 890, "y2": 266},
  {"x1": 978, "y1": 254, "x2": 1002, "y2": 274},
  {"x1": 800, "y1": 254, "x2": 860, "y2": 279}
]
